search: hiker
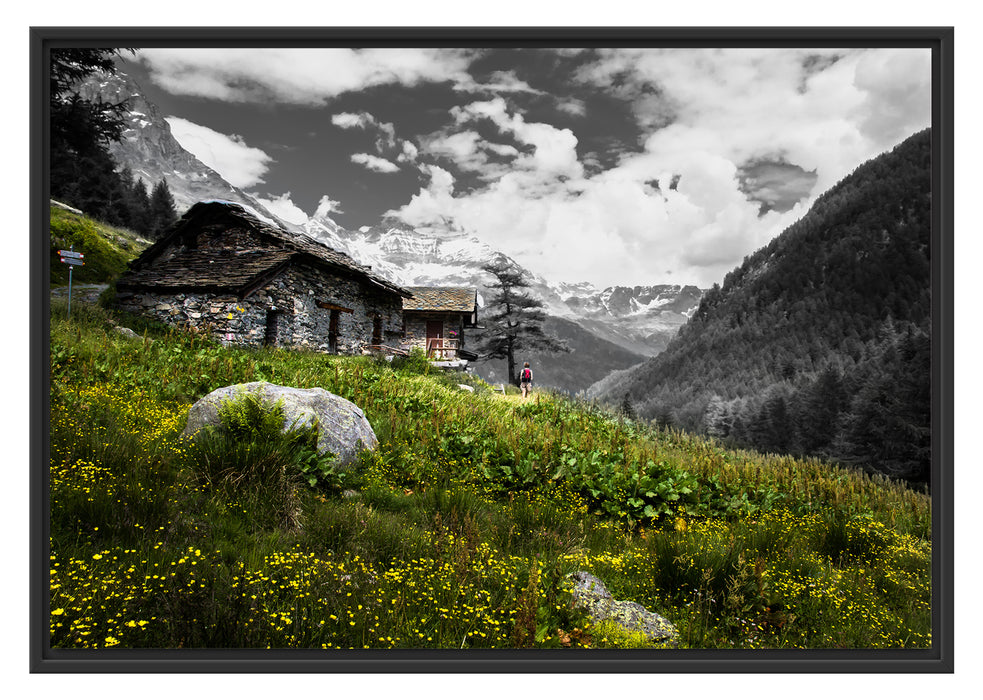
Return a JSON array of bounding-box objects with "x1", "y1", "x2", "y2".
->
[{"x1": 519, "y1": 362, "x2": 533, "y2": 398}]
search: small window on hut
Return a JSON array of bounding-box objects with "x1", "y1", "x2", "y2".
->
[{"x1": 372, "y1": 317, "x2": 383, "y2": 346}]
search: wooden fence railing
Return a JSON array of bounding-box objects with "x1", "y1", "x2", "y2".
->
[{"x1": 426, "y1": 338, "x2": 459, "y2": 359}]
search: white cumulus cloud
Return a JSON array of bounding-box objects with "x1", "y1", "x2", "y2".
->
[
  {"x1": 331, "y1": 112, "x2": 373, "y2": 130},
  {"x1": 333, "y1": 110, "x2": 410, "y2": 161},
  {"x1": 351, "y1": 153, "x2": 400, "y2": 173},
  {"x1": 314, "y1": 195, "x2": 345, "y2": 219},
  {"x1": 450, "y1": 97, "x2": 582, "y2": 178},
  {"x1": 164, "y1": 117, "x2": 272, "y2": 188},
  {"x1": 250, "y1": 192, "x2": 310, "y2": 226},
  {"x1": 137, "y1": 48, "x2": 475, "y2": 105}
]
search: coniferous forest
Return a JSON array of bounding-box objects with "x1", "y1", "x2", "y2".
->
[
  {"x1": 595, "y1": 129, "x2": 933, "y2": 485},
  {"x1": 48, "y1": 49, "x2": 178, "y2": 239}
]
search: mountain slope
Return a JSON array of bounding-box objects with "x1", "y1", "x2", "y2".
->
[
  {"x1": 590, "y1": 129, "x2": 932, "y2": 482},
  {"x1": 304, "y1": 217, "x2": 514, "y2": 292},
  {"x1": 566, "y1": 284, "x2": 703, "y2": 357},
  {"x1": 80, "y1": 70, "x2": 289, "y2": 228}
]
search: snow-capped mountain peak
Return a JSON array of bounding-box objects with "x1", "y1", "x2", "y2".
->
[
  {"x1": 301, "y1": 213, "x2": 513, "y2": 290},
  {"x1": 300, "y1": 210, "x2": 702, "y2": 357}
]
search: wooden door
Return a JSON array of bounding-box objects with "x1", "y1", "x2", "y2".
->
[{"x1": 426, "y1": 320, "x2": 443, "y2": 356}]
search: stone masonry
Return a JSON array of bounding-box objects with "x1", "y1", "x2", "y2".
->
[{"x1": 116, "y1": 260, "x2": 403, "y2": 353}]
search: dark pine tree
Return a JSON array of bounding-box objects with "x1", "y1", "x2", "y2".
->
[
  {"x1": 620, "y1": 393, "x2": 638, "y2": 421},
  {"x1": 149, "y1": 178, "x2": 178, "y2": 238},
  {"x1": 751, "y1": 391, "x2": 794, "y2": 455},
  {"x1": 475, "y1": 259, "x2": 569, "y2": 383},
  {"x1": 128, "y1": 176, "x2": 153, "y2": 236},
  {"x1": 793, "y1": 366, "x2": 848, "y2": 457},
  {"x1": 833, "y1": 328, "x2": 931, "y2": 483}
]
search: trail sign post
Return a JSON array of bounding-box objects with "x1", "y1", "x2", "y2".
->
[{"x1": 57, "y1": 247, "x2": 84, "y2": 318}]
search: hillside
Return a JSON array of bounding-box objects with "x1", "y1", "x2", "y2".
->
[
  {"x1": 48, "y1": 202, "x2": 151, "y2": 286},
  {"x1": 590, "y1": 129, "x2": 932, "y2": 484},
  {"x1": 47, "y1": 295, "x2": 931, "y2": 652}
]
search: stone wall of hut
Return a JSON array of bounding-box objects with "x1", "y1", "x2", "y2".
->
[{"x1": 114, "y1": 260, "x2": 404, "y2": 354}]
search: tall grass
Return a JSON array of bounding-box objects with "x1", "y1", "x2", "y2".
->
[{"x1": 47, "y1": 298, "x2": 933, "y2": 649}]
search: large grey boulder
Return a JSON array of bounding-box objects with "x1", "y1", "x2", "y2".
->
[
  {"x1": 182, "y1": 382, "x2": 378, "y2": 468},
  {"x1": 567, "y1": 571, "x2": 679, "y2": 647}
]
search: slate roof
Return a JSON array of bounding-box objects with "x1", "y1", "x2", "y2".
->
[
  {"x1": 402, "y1": 287, "x2": 478, "y2": 313},
  {"x1": 116, "y1": 250, "x2": 294, "y2": 293},
  {"x1": 117, "y1": 200, "x2": 410, "y2": 298}
]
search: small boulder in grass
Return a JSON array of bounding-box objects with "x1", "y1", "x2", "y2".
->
[
  {"x1": 567, "y1": 571, "x2": 679, "y2": 647},
  {"x1": 183, "y1": 382, "x2": 378, "y2": 469},
  {"x1": 112, "y1": 325, "x2": 140, "y2": 339}
]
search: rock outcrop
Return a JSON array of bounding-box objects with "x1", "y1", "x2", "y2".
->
[
  {"x1": 567, "y1": 571, "x2": 679, "y2": 647},
  {"x1": 182, "y1": 382, "x2": 378, "y2": 468}
]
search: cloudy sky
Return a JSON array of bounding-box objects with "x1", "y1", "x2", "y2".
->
[{"x1": 118, "y1": 46, "x2": 931, "y2": 289}]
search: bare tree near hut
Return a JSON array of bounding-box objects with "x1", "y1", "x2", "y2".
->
[{"x1": 476, "y1": 259, "x2": 569, "y2": 383}]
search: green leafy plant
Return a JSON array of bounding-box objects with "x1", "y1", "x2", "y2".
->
[{"x1": 390, "y1": 346, "x2": 432, "y2": 375}]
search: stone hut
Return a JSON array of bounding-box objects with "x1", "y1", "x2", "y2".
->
[
  {"x1": 402, "y1": 286, "x2": 479, "y2": 362},
  {"x1": 115, "y1": 200, "x2": 411, "y2": 354}
]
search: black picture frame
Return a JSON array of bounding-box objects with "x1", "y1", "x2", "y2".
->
[{"x1": 30, "y1": 25, "x2": 954, "y2": 674}]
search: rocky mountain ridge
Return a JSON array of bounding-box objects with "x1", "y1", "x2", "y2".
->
[{"x1": 79, "y1": 70, "x2": 289, "y2": 229}]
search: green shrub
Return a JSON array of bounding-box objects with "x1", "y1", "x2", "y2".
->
[
  {"x1": 589, "y1": 620, "x2": 662, "y2": 649},
  {"x1": 391, "y1": 347, "x2": 432, "y2": 375},
  {"x1": 185, "y1": 391, "x2": 352, "y2": 528},
  {"x1": 215, "y1": 390, "x2": 288, "y2": 443}
]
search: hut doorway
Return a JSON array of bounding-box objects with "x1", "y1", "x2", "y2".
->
[
  {"x1": 426, "y1": 320, "x2": 443, "y2": 357},
  {"x1": 372, "y1": 316, "x2": 383, "y2": 346},
  {"x1": 328, "y1": 310, "x2": 340, "y2": 353},
  {"x1": 264, "y1": 310, "x2": 283, "y2": 346}
]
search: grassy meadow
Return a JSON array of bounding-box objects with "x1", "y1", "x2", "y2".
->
[{"x1": 45, "y1": 296, "x2": 932, "y2": 651}]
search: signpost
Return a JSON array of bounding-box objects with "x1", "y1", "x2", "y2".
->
[{"x1": 57, "y1": 247, "x2": 84, "y2": 318}]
